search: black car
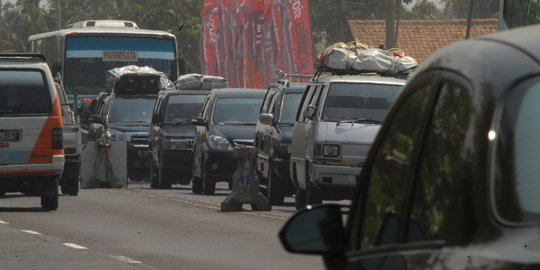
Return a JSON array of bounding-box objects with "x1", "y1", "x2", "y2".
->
[
  {"x1": 279, "y1": 25, "x2": 540, "y2": 269},
  {"x1": 149, "y1": 90, "x2": 210, "y2": 189},
  {"x1": 255, "y1": 80, "x2": 305, "y2": 205},
  {"x1": 192, "y1": 88, "x2": 265, "y2": 195}
]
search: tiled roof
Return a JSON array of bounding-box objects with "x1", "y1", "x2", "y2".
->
[{"x1": 348, "y1": 19, "x2": 498, "y2": 63}]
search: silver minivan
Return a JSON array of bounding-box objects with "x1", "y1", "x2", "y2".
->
[{"x1": 289, "y1": 73, "x2": 405, "y2": 209}]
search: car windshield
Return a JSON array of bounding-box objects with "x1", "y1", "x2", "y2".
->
[
  {"x1": 279, "y1": 93, "x2": 303, "y2": 124},
  {"x1": 321, "y1": 82, "x2": 402, "y2": 122},
  {"x1": 0, "y1": 70, "x2": 52, "y2": 116},
  {"x1": 212, "y1": 97, "x2": 263, "y2": 124},
  {"x1": 163, "y1": 94, "x2": 207, "y2": 124},
  {"x1": 109, "y1": 97, "x2": 156, "y2": 124},
  {"x1": 496, "y1": 77, "x2": 540, "y2": 223}
]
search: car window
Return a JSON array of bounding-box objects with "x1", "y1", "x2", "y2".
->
[
  {"x1": 212, "y1": 97, "x2": 263, "y2": 124},
  {"x1": 409, "y1": 81, "x2": 474, "y2": 245},
  {"x1": 279, "y1": 93, "x2": 303, "y2": 123},
  {"x1": 109, "y1": 98, "x2": 156, "y2": 123},
  {"x1": 261, "y1": 89, "x2": 276, "y2": 113},
  {"x1": 163, "y1": 94, "x2": 207, "y2": 124},
  {"x1": 297, "y1": 85, "x2": 316, "y2": 122},
  {"x1": 352, "y1": 83, "x2": 432, "y2": 250},
  {"x1": 495, "y1": 76, "x2": 540, "y2": 224},
  {"x1": 0, "y1": 70, "x2": 52, "y2": 115},
  {"x1": 321, "y1": 82, "x2": 402, "y2": 122}
]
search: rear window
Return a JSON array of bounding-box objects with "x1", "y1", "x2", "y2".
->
[
  {"x1": 163, "y1": 94, "x2": 207, "y2": 124},
  {"x1": 212, "y1": 97, "x2": 263, "y2": 124},
  {"x1": 0, "y1": 70, "x2": 52, "y2": 116},
  {"x1": 321, "y1": 82, "x2": 402, "y2": 122},
  {"x1": 496, "y1": 76, "x2": 540, "y2": 224}
]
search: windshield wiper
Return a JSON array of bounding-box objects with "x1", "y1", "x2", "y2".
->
[
  {"x1": 174, "y1": 119, "x2": 192, "y2": 125},
  {"x1": 337, "y1": 118, "x2": 381, "y2": 126}
]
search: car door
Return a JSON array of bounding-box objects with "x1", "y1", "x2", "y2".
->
[
  {"x1": 345, "y1": 71, "x2": 476, "y2": 270},
  {"x1": 193, "y1": 95, "x2": 212, "y2": 177}
]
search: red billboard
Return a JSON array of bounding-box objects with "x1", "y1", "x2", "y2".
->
[{"x1": 200, "y1": 0, "x2": 315, "y2": 88}]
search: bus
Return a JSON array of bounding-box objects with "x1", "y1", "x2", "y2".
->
[
  {"x1": 499, "y1": 0, "x2": 540, "y2": 29},
  {"x1": 28, "y1": 20, "x2": 182, "y2": 105}
]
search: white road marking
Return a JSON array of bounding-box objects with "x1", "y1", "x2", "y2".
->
[
  {"x1": 0, "y1": 220, "x2": 9, "y2": 224},
  {"x1": 63, "y1": 243, "x2": 88, "y2": 250},
  {"x1": 109, "y1": 255, "x2": 142, "y2": 264},
  {"x1": 21, "y1": 230, "x2": 42, "y2": 235}
]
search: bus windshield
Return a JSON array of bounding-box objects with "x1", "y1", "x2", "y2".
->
[{"x1": 63, "y1": 36, "x2": 176, "y2": 95}]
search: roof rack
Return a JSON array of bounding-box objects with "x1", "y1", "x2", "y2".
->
[
  {"x1": 312, "y1": 67, "x2": 411, "y2": 81},
  {"x1": 0, "y1": 53, "x2": 46, "y2": 62},
  {"x1": 271, "y1": 69, "x2": 313, "y2": 87}
]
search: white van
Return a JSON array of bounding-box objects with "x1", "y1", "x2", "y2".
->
[{"x1": 0, "y1": 54, "x2": 64, "y2": 210}]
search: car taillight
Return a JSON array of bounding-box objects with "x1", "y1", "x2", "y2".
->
[{"x1": 52, "y1": 128, "x2": 63, "y2": 150}]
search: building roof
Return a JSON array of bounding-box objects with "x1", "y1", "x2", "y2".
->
[{"x1": 348, "y1": 18, "x2": 498, "y2": 63}]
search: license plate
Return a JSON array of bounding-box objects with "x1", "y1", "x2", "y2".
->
[{"x1": 0, "y1": 130, "x2": 20, "y2": 142}]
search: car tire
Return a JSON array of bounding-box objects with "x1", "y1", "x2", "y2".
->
[
  {"x1": 61, "y1": 163, "x2": 80, "y2": 196},
  {"x1": 306, "y1": 178, "x2": 323, "y2": 206},
  {"x1": 150, "y1": 163, "x2": 159, "y2": 189},
  {"x1": 158, "y1": 159, "x2": 172, "y2": 189},
  {"x1": 201, "y1": 157, "x2": 215, "y2": 195},
  {"x1": 267, "y1": 162, "x2": 285, "y2": 205},
  {"x1": 41, "y1": 177, "x2": 59, "y2": 211}
]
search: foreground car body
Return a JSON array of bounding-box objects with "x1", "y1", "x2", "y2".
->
[{"x1": 280, "y1": 25, "x2": 540, "y2": 269}]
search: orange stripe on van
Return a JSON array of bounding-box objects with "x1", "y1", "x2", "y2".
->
[{"x1": 27, "y1": 88, "x2": 64, "y2": 163}]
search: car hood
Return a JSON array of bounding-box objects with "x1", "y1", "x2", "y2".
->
[
  {"x1": 277, "y1": 124, "x2": 294, "y2": 141},
  {"x1": 212, "y1": 124, "x2": 256, "y2": 140},
  {"x1": 108, "y1": 123, "x2": 150, "y2": 133},
  {"x1": 322, "y1": 121, "x2": 380, "y2": 144},
  {"x1": 163, "y1": 125, "x2": 196, "y2": 138}
]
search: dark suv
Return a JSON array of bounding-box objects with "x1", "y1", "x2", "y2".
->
[
  {"x1": 192, "y1": 88, "x2": 265, "y2": 195},
  {"x1": 149, "y1": 90, "x2": 210, "y2": 189},
  {"x1": 255, "y1": 80, "x2": 306, "y2": 205},
  {"x1": 88, "y1": 66, "x2": 174, "y2": 182},
  {"x1": 279, "y1": 24, "x2": 540, "y2": 269}
]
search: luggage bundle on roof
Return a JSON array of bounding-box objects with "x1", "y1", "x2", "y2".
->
[
  {"x1": 316, "y1": 41, "x2": 417, "y2": 75},
  {"x1": 174, "y1": 73, "x2": 228, "y2": 90},
  {"x1": 105, "y1": 65, "x2": 175, "y2": 95}
]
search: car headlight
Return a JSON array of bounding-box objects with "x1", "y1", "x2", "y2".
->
[
  {"x1": 208, "y1": 135, "x2": 233, "y2": 151},
  {"x1": 106, "y1": 129, "x2": 125, "y2": 141},
  {"x1": 163, "y1": 138, "x2": 187, "y2": 150},
  {"x1": 322, "y1": 144, "x2": 340, "y2": 157}
]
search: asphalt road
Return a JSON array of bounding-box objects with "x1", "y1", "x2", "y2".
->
[{"x1": 0, "y1": 182, "x2": 337, "y2": 270}]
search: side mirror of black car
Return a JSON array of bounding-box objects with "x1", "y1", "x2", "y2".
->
[
  {"x1": 192, "y1": 117, "x2": 207, "y2": 127},
  {"x1": 279, "y1": 204, "x2": 346, "y2": 255},
  {"x1": 89, "y1": 114, "x2": 102, "y2": 125},
  {"x1": 259, "y1": 113, "x2": 274, "y2": 125}
]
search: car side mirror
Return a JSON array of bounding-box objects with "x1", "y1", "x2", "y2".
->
[
  {"x1": 304, "y1": 104, "x2": 316, "y2": 120},
  {"x1": 192, "y1": 117, "x2": 207, "y2": 127},
  {"x1": 279, "y1": 204, "x2": 345, "y2": 255},
  {"x1": 259, "y1": 113, "x2": 274, "y2": 125},
  {"x1": 89, "y1": 114, "x2": 102, "y2": 125}
]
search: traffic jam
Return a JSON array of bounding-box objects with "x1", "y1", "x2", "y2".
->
[{"x1": 2, "y1": 0, "x2": 540, "y2": 269}]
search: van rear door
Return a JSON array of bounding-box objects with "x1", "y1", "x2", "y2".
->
[{"x1": 0, "y1": 69, "x2": 56, "y2": 165}]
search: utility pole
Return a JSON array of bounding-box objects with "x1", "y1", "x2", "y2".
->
[
  {"x1": 385, "y1": 0, "x2": 395, "y2": 49},
  {"x1": 55, "y1": 0, "x2": 62, "y2": 30}
]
